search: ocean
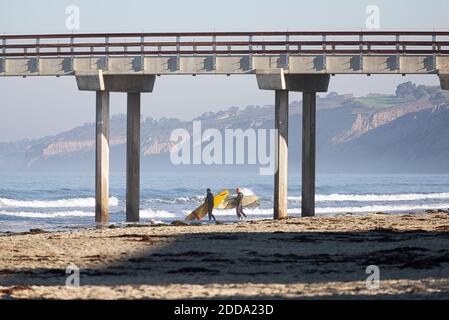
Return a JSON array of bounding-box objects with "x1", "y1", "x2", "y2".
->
[{"x1": 1, "y1": 171, "x2": 449, "y2": 233}]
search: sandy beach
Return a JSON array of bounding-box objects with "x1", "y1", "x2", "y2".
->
[{"x1": 1, "y1": 211, "x2": 449, "y2": 299}]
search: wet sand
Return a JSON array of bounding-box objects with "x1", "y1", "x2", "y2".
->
[{"x1": 1, "y1": 211, "x2": 449, "y2": 299}]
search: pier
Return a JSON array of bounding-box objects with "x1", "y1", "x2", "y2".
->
[{"x1": 2, "y1": 30, "x2": 449, "y2": 222}]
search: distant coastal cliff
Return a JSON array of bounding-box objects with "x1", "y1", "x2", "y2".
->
[{"x1": 1, "y1": 82, "x2": 449, "y2": 173}]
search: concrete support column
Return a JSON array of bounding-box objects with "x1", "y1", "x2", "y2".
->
[
  {"x1": 274, "y1": 90, "x2": 289, "y2": 220},
  {"x1": 257, "y1": 71, "x2": 329, "y2": 220},
  {"x1": 95, "y1": 91, "x2": 110, "y2": 223},
  {"x1": 439, "y1": 75, "x2": 449, "y2": 90},
  {"x1": 76, "y1": 73, "x2": 155, "y2": 224},
  {"x1": 126, "y1": 93, "x2": 141, "y2": 222},
  {"x1": 302, "y1": 92, "x2": 316, "y2": 217}
]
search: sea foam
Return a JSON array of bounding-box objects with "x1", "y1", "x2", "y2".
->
[
  {"x1": 0, "y1": 210, "x2": 94, "y2": 218},
  {"x1": 287, "y1": 192, "x2": 449, "y2": 202},
  {"x1": 0, "y1": 197, "x2": 119, "y2": 208}
]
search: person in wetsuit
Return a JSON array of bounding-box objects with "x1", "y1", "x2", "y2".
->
[
  {"x1": 235, "y1": 188, "x2": 247, "y2": 220},
  {"x1": 205, "y1": 188, "x2": 216, "y2": 221}
]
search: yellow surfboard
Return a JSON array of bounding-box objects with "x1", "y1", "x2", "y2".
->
[{"x1": 185, "y1": 190, "x2": 229, "y2": 221}]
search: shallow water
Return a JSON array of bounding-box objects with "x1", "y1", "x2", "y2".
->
[{"x1": 1, "y1": 171, "x2": 449, "y2": 232}]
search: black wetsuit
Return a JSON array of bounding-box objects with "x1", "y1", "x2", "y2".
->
[
  {"x1": 236, "y1": 192, "x2": 247, "y2": 218},
  {"x1": 205, "y1": 191, "x2": 216, "y2": 221}
]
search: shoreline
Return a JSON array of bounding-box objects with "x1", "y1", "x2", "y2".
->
[
  {"x1": 1, "y1": 211, "x2": 449, "y2": 299},
  {"x1": 2, "y1": 208, "x2": 449, "y2": 235}
]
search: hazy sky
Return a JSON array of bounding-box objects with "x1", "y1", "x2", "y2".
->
[{"x1": 1, "y1": 0, "x2": 449, "y2": 141}]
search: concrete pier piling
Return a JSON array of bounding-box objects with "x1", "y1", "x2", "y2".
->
[
  {"x1": 95, "y1": 91, "x2": 110, "y2": 223},
  {"x1": 440, "y1": 75, "x2": 449, "y2": 90},
  {"x1": 257, "y1": 70, "x2": 330, "y2": 219},
  {"x1": 274, "y1": 90, "x2": 289, "y2": 219},
  {"x1": 301, "y1": 92, "x2": 316, "y2": 217},
  {"x1": 126, "y1": 93, "x2": 141, "y2": 222},
  {"x1": 76, "y1": 72, "x2": 155, "y2": 224}
]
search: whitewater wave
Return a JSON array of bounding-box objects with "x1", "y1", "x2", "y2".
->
[
  {"x1": 144, "y1": 188, "x2": 255, "y2": 205},
  {"x1": 316, "y1": 203, "x2": 449, "y2": 213},
  {"x1": 0, "y1": 197, "x2": 119, "y2": 208},
  {"x1": 239, "y1": 188, "x2": 255, "y2": 196},
  {"x1": 2, "y1": 201, "x2": 448, "y2": 220},
  {"x1": 315, "y1": 202, "x2": 449, "y2": 214},
  {"x1": 140, "y1": 209, "x2": 177, "y2": 219},
  {"x1": 0, "y1": 210, "x2": 94, "y2": 218},
  {"x1": 0, "y1": 209, "x2": 176, "y2": 220},
  {"x1": 287, "y1": 192, "x2": 449, "y2": 202},
  {"x1": 145, "y1": 196, "x2": 204, "y2": 205},
  {"x1": 180, "y1": 202, "x2": 449, "y2": 217}
]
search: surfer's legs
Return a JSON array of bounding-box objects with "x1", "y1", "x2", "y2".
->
[
  {"x1": 236, "y1": 207, "x2": 246, "y2": 219},
  {"x1": 208, "y1": 209, "x2": 216, "y2": 221}
]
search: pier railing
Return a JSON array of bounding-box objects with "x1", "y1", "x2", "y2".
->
[{"x1": 2, "y1": 31, "x2": 449, "y2": 57}]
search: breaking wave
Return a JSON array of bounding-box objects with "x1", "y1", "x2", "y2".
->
[
  {"x1": 144, "y1": 188, "x2": 256, "y2": 205},
  {"x1": 2, "y1": 202, "x2": 448, "y2": 220},
  {"x1": 145, "y1": 196, "x2": 204, "y2": 204},
  {"x1": 239, "y1": 188, "x2": 255, "y2": 196},
  {"x1": 287, "y1": 192, "x2": 449, "y2": 202},
  {"x1": 0, "y1": 197, "x2": 119, "y2": 208},
  {"x1": 184, "y1": 202, "x2": 449, "y2": 217},
  {"x1": 0, "y1": 210, "x2": 94, "y2": 218},
  {"x1": 315, "y1": 203, "x2": 449, "y2": 214},
  {"x1": 140, "y1": 209, "x2": 177, "y2": 219}
]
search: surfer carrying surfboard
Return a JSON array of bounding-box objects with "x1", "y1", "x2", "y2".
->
[
  {"x1": 205, "y1": 188, "x2": 216, "y2": 221},
  {"x1": 235, "y1": 188, "x2": 247, "y2": 220}
]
